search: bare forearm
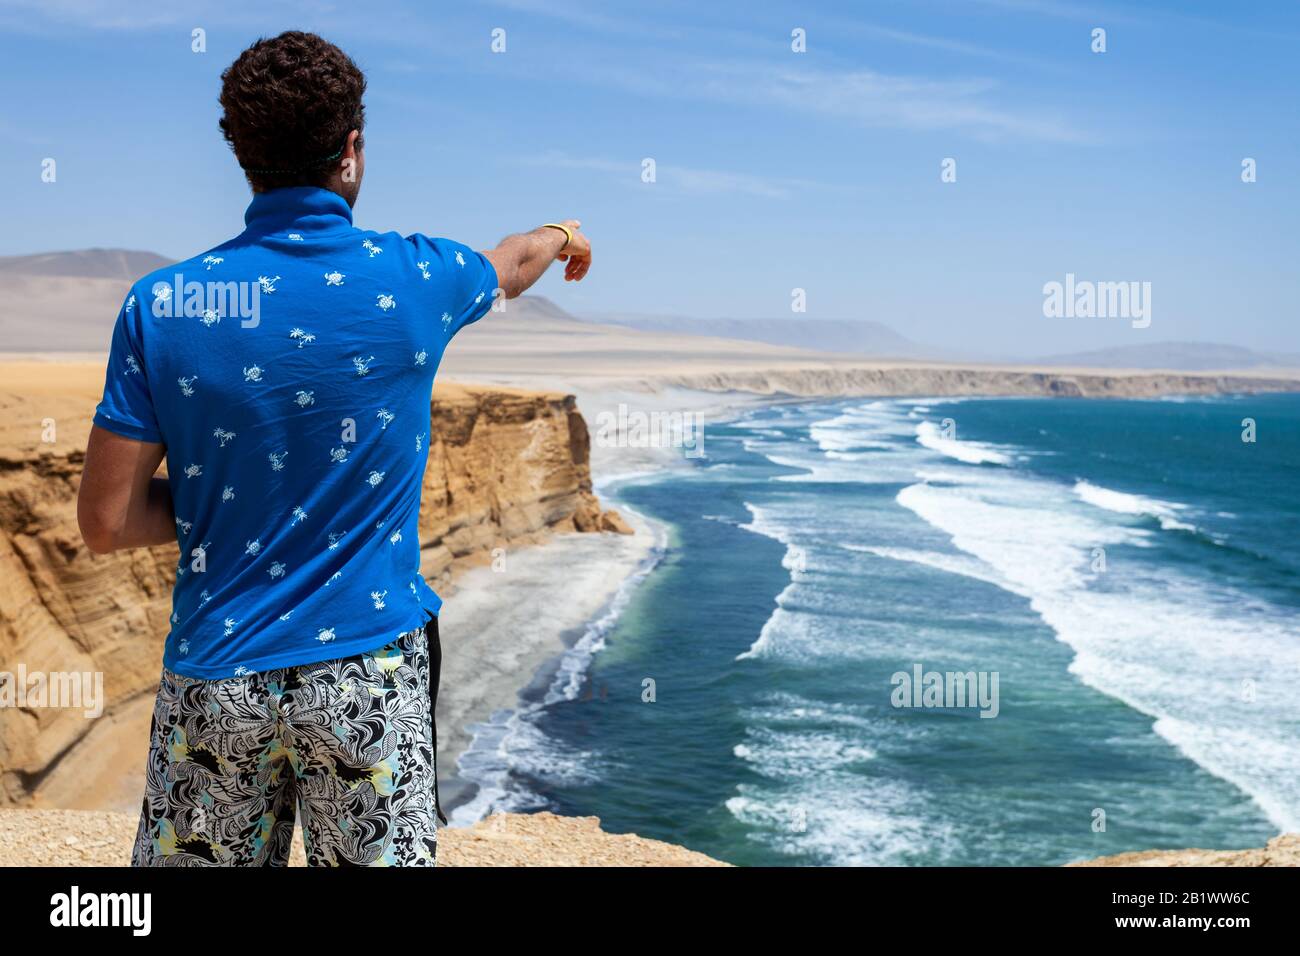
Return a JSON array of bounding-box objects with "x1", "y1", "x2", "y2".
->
[
  {"x1": 78, "y1": 426, "x2": 176, "y2": 554},
  {"x1": 484, "y1": 226, "x2": 568, "y2": 299},
  {"x1": 126, "y1": 477, "x2": 178, "y2": 549}
]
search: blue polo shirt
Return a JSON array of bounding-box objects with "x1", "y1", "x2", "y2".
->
[{"x1": 94, "y1": 187, "x2": 498, "y2": 679}]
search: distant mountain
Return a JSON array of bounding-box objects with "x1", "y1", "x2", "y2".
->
[
  {"x1": 0, "y1": 250, "x2": 177, "y2": 351},
  {"x1": 1036, "y1": 341, "x2": 1300, "y2": 371},
  {"x1": 0, "y1": 248, "x2": 173, "y2": 281},
  {"x1": 0, "y1": 248, "x2": 586, "y2": 354},
  {"x1": 501, "y1": 295, "x2": 577, "y2": 322},
  {"x1": 581, "y1": 313, "x2": 951, "y2": 360}
]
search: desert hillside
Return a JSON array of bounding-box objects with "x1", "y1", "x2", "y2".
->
[
  {"x1": 0, "y1": 361, "x2": 627, "y2": 810},
  {"x1": 4, "y1": 247, "x2": 1297, "y2": 401},
  {"x1": 433, "y1": 298, "x2": 1300, "y2": 401}
]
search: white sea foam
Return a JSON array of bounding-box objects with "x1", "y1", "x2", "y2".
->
[
  {"x1": 741, "y1": 402, "x2": 919, "y2": 484},
  {"x1": 1073, "y1": 479, "x2": 1196, "y2": 531},
  {"x1": 914, "y1": 420, "x2": 1012, "y2": 466},
  {"x1": 809, "y1": 402, "x2": 913, "y2": 451},
  {"x1": 843, "y1": 544, "x2": 1023, "y2": 596},
  {"x1": 896, "y1": 470, "x2": 1300, "y2": 831},
  {"x1": 725, "y1": 694, "x2": 955, "y2": 865}
]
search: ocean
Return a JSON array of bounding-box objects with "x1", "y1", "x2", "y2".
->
[{"x1": 454, "y1": 393, "x2": 1300, "y2": 866}]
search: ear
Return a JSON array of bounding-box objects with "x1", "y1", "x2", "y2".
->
[
  {"x1": 343, "y1": 128, "x2": 362, "y2": 158},
  {"x1": 340, "y1": 129, "x2": 362, "y2": 183}
]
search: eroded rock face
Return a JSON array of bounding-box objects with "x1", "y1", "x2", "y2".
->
[{"x1": 0, "y1": 369, "x2": 626, "y2": 807}]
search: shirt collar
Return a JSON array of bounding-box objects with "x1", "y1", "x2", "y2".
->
[{"x1": 243, "y1": 187, "x2": 354, "y2": 235}]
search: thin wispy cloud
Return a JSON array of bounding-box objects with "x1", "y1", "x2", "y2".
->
[
  {"x1": 588, "y1": 57, "x2": 1085, "y2": 144},
  {"x1": 831, "y1": 20, "x2": 1070, "y2": 74},
  {"x1": 762, "y1": 66, "x2": 1083, "y2": 142},
  {"x1": 528, "y1": 153, "x2": 823, "y2": 200}
]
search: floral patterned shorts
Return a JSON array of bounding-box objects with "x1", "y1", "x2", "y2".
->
[{"x1": 132, "y1": 617, "x2": 441, "y2": 867}]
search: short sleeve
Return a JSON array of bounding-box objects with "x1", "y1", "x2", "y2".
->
[
  {"x1": 405, "y1": 235, "x2": 498, "y2": 339},
  {"x1": 93, "y1": 289, "x2": 163, "y2": 443}
]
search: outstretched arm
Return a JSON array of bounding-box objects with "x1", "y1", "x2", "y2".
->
[
  {"x1": 78, "y1": 426, "x2": 175, "y2": 554},
  {"x1": 483, "y1": 219, "x2": 591, "y2": 299}
]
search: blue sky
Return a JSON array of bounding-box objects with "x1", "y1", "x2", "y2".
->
[{"x1": 1, "y1": 0, "x2": 1296, "y2": 354}]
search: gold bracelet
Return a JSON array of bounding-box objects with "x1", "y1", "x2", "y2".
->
[{"x1": 541, "y1": 222, "x2": 573, "y2": 251}]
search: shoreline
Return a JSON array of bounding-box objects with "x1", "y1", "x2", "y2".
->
[
  {"x1": 443, "y1": 388, "x2": 1300, "y2": 860},
  {"x1": 435, "y1": 494, "x2": 669, "y2": 820},
  {"x1": 432, "y1": 387, "x2": 774, "y2": 821}
]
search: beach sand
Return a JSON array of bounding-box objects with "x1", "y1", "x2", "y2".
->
[{"x1": 434, "y1": 503, "x2": 661, "y2": 814}]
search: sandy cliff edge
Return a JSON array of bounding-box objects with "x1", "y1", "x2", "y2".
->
[
  {"x1": 1070, "y1": 833, "x2": 1300, "y2": 867},
  {"x1": 1, "y1": 808, "x2": 1293, "y2": 867},
  {"x1": 0, "y1": 809, "x2": 728, "y2": 867}
]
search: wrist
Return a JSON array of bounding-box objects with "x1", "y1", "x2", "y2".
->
[{"x1": 541, "y1": 222, "x2": 572, "y2": 252}]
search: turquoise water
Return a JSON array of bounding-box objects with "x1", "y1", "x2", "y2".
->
[{"x1": 467, "y1": 394, "x2": 1300, "y2": 866}]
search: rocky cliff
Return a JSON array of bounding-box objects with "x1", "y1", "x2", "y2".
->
[
  {"x1": 1070, "y1": 833, "x2": 1300, "y2": 867},
  {"x1": 654, "y1": 365, "x2": 1300, "y2": 399},
  {"x1": 0, "y1": 362, "x2": 627, "y2": 809}
]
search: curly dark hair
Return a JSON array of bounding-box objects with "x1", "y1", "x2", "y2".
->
[{"x1": 219, "y1": 31, "x2": 366, "y2": 192}]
